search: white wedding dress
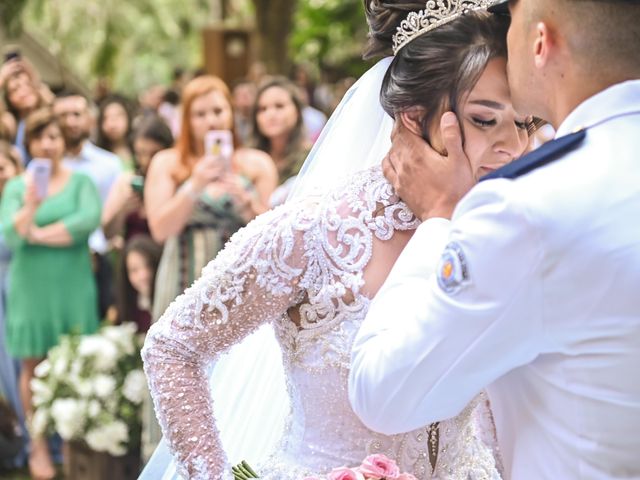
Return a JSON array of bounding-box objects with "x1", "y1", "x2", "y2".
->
[{"x1": 142, "y1": 166, "x2": 503, "y2": 480}]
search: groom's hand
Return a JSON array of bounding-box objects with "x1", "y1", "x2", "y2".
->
[{"x1": 383, "y1": 112, "x2": 474, "y2": 221}]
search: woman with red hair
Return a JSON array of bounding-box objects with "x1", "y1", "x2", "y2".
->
[{"x1": 142, "y1": 74, "x2": 277, "y2": 457}]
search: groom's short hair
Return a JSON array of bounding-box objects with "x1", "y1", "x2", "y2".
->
[{"x1": 531, "y1": 0, "x2": 640, "y2": 72}]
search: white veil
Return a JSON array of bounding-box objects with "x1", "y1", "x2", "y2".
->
[
  {"x1": 139, "y1": 57, "x2": 395, "y2": 480},
  {"x1": 288, "y1": 57, "x2": 394, "y2": 201}
]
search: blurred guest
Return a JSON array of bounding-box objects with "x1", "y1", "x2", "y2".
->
[
  {"x1": 102, "y1": 115, "x2": 174, "y2": 244},
  {"x1": 0, "y1": 142, "x2": 20, "y2": 193},
  {"x1": 53, "y1": 91, "x2": 122, "y2": 320},
  {"x1": 0, "y1": 101, "x2": 16, "y2": 142},
  {"x1": 157, "y1": 89, "x2": 181, "y2": 138},
  {"x1": 139, "y1": 85, "x2": 166, "y2": 116},
  {"x1": 0, "y1": 57, "x2": 53, "y2": 165},
  {"x1": 231, "y1": 79, "x2": 256, "y2": 146},
  {"x1": 291, "y1": 63, "x2": 318, "y2": 109},
  {"x1": 95, "y1": 94, "x2": 136, "y2": 171},
  {"x1": 331, "y1": 77, "x2": 357, "y2": 112},
  {"x1": 0, "y1": 141, "x2": 23, "y2": 469},
  {"x1": 251, "y1": 77, "x2": 311, "y2": 204},
  {"x1": 0, "y1": 108, "x2": 100, "y2": 480},
  {"x1": 142, "y1": 74, "x2": 276, "y2": 458},
  {"x1": 92, "y1": 76, "x2": 112, "y2": 105},
  {"x1": 170, "y1": 67, "x2": 189, "y2": 96},
  {"x1": 247, "y1": 61, "x2": 267, "y2": 85},
  {"x1": 146, "y1": 75, "x2": 276, "y2": 314},
  {"x1": 298, "y1": 88, "x2": 327, "y2": 143},
  {"x1": 116, "y1": 235, "x2": 162, "y2": 333}
]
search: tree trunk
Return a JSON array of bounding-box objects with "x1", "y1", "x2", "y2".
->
[{"x1": 251, "y1": 0, "x2": 297, "y2": 75}]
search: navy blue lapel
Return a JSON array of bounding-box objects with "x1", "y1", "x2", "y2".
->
[{"x1": 480, "y1": 129, "x2": 587, "y2": 182}]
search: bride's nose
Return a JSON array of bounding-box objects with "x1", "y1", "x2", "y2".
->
[{"x1": 494, "y1": 124, "x2": 527, "y2": 162}]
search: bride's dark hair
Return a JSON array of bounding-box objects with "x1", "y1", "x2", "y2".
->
[{"x1": 364, "y1": 1, "x2": 509, "y2": 141}]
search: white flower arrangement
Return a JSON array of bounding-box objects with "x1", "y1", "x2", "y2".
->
[{"x1": 31, "y1": 323, "x2": 146, "y2": 456}]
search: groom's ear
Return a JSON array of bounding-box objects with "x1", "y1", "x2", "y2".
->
[{"x1": 398, "y1": 107, "x2": 426, "y2": 137}]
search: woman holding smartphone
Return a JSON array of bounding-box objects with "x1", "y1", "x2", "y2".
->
[
  {"x1": 142, "y1": 75, "x2": 277, "y2": 458},
  {"x1": 102, "y1": 114, "x2": 174, "y2": 245},
  {"x1": 0, "y1": 55, "x2": 53, "y2": 165},
  {"x1": 0, "y1": 108, "x2": 101, "y2": 480}
]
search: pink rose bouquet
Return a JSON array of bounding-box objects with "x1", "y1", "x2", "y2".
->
[
  {"x1": 324, "y1": 454, "x2": 417, "y2": 480},
  {"x1": 232, "y1": 454, "x2": 417, "y2": 480}
]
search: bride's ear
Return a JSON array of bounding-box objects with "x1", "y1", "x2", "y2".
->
[{"x1": 398, "y1": 107, "x2": 426, "y2": 137}]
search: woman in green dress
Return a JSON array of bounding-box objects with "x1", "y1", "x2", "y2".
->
[{"x1": 0, "y1": 108, "x2": 101, "y2": 480}]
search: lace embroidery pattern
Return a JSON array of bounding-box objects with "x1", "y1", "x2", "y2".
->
[{"x1": 143, "y1": 166, "x2": 501, "y2": 479}]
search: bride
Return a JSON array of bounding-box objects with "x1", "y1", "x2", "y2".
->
[{"x1": 142, "y1": 1, "x2": 533, "y2": 478}]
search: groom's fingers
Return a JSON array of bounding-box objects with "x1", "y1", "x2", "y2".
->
[
  {"x1": 382, "y1": 153, "x2": 397, "y2": 188},
  {"x1": 439, "y1": 112, "x2": 468, "y2": 169}
]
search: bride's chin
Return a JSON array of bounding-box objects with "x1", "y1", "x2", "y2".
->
[{"x1": 476, "y1": 167, "x2": 493, "y2": 178}]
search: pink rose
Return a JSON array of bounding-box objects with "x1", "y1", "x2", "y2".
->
[
  {"x1": 328, "y1": 467, "x2": 365, "y2": 480},
  {"x1": 358, "y1": 454, "x2": 400, "y2": 479},
  {"x1": 396, "y1": 475, "x2": 418, "y2": 480}
]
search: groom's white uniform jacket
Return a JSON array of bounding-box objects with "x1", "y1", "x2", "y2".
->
[{"x1": 350, "y1": 80, "x2": 640, "y2": 479}]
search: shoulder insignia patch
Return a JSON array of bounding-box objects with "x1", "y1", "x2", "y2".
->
[
  {"x1": 480, "y1": 128, "x2": 587, "y2": 182},
  {"x1": 437, "y1": 242, "x2": 470, "y2": 294}
]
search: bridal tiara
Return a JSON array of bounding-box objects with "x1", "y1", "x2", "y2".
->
[{"x1": 392, "y1": 0, "x2": 496, "y2": 55}]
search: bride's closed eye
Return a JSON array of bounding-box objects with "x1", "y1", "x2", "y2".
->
[
  {"x1": 471, "y1": 116, "x2": 497, "y2": 128},
  {"x1": 471, "y1": 116, "x2": 530, "y2": 131}
]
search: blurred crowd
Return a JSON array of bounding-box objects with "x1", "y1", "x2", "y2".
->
[{"x1": 0, "y1": 52, "x2": 357, "y2": 478}]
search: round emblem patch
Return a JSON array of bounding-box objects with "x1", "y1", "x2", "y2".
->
[{"x1": 437, "y1": 242, "x2": 470, "y2": 294}]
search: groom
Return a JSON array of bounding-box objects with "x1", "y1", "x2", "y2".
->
[{"x1": 349, "y1": 0, "x2": 640, "y2": 478}]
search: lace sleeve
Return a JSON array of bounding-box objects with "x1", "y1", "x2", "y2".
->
[{"x1": 142, "y1": 203, "x2": 311, "y2": 479}]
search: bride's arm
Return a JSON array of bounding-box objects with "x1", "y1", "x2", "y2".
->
[{"x1": 142, "y1": 204, "x2": 310, "y2": 480}]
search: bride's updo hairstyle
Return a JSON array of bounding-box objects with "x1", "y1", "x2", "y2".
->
[{"x1": 364, "y1": 0, "x2": 509, "y2": 142}]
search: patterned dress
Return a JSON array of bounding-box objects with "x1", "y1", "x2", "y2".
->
[{"x1": 143, "y1": 167, "x2": 502, "y2": 479}]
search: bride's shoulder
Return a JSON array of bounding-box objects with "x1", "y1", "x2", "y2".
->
[
  {"x1": 223, "y1": 165, "x2": 414, "y2": 249},
  {"x1": 325, "y1": 165, "x2": 410, "y2": 217}
]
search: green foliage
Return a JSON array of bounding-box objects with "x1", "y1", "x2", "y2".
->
[
  {"x1": 19, "y1": 0, "x2": 211, "y2": 94},
  {"x1": 7, "y1": 0, "x2": 373, "y2": 94},
  {"x1": 0, "y1": 0, "x2": 30, "y2": 36},
  {"x1": 290, "y1": 0, "x2": 372, "y2": 80}
]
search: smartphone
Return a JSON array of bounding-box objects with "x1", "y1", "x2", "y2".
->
[
  {"x1": 3, "y1": 47, "x2": 21, "y2": 64},
  {"x1": 204, "y1": 130, "x2": 234, "y2": 169},
  {"x1": 27, "y1": 158, "x2": 52, "y2": 200},
  {"x1": 130, "y1": 175, "x2": 144, "y2": 195}
]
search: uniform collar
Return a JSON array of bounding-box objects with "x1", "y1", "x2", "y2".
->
[{"x1": 556, "y1": 80, "x2": 640, "y2": 137}]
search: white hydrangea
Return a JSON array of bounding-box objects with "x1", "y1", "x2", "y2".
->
[
  {"x1": 93, "y1": 375, "x2": 116, "y2": 399},
  {"x1": 122, "y1": 370, "x2": 147, "y2": 404},
  {"x1": 76, "y1": 380, "x2": 93, "y2": 398},
  {"x1": 52, "y1": 356, "x2": 68, "y2": 377},
  {"x1": 88, "y1": 400, "x2": 101, "y2": 418},
  {"x1": 51, "y1": 398, "x2": 86, "y2": 440},
  {"x1": 34, "y1": 359, "x2": 51, "y2": 378},
  {"x1": 102, "y1": 324, "x2": 137, "y2": 355},
  {"x1": 70, "y1": 359, "x2": 83, "y2": 377},
  {"x1": 31, "y1": 408, "x2": 49, "y2": 437},
  {"x1": 85, "y1": 421, "x2": 129, "y2": 456},
  {"x1": 30, "y1": 378, "x2": 53, "y2": 406},
  {"x1": 78, "y1": 336, "x2": 119, "y2": 371}
]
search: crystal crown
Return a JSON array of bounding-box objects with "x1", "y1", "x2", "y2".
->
[{"x1": 392, "y1": 0, "x2": 495, "y2": 55}]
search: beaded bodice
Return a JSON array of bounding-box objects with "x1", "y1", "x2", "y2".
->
[{"x1": 143, "y1": 166, "x2": 501, "y2": 480}]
